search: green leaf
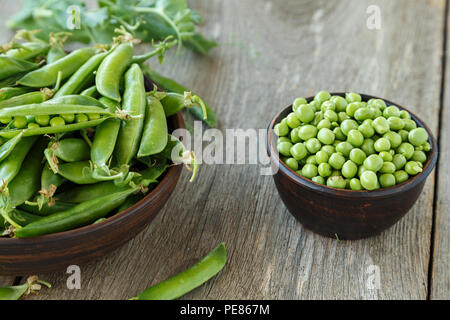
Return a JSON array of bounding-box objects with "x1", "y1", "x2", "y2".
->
[{"x1": 182, "y1": 33, "x2": 217, "y2": 55}]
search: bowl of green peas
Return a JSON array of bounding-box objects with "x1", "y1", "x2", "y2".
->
[{"x1": 267, "y1": 91, "x2": 437, "y2": 240}]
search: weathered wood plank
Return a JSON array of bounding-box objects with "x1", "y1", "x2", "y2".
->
[
  {"x1": 431, "y1": 0, "x2": 450, "y2": 300},
  {"x1": 25, "y1": 0, "x2": 444, "y2": 300}
]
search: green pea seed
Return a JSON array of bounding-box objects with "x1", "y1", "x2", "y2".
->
[
  {"x1": 350, "y1": 178, "x2": 363, "y2": 191},
  {"x1": 35, "y1": 114, "x2": 50, "y2": 126},
  {"x1": 285, "y1": 158, "x2": 299, "y2": 171},
  {"x1": 379, "y1": 174, "x2": 396, "y2": 188},
  {"x1": 50, "y1": 117, "x2": 65, "y2": 127},
  {"x1": 394, "y1": 170, "x2": 409, "y2": 184},
  {"x1": 360, "y1": 171, "x2": 378, "y2": 190},
  {"x1": 302, "y1": 164, "x2": 318, "y2": 179},
  {"x1": 363, "y1": 154, "x2": 384, "y2": 172},
  {"x1": 327, "y1": 176, "x2": 347, "y2": 189},
  {"x1": 329, "y1": 152, "x2": 346, "y2": 170}
]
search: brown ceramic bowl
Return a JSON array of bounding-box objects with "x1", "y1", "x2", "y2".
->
[
  {"x1": 267, "y1": 93, "x2": 438, "y2": 240},
  {"x1": 0, "y1": 77, "x2": 183, "y2": 275}
]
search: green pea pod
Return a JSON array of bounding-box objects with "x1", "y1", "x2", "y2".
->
[
  {"x1": 6, "y1": 137, "x2": 47, "y2": 207},
  {"x1": 48, "y1": 95, "x2": 107, "y2": 108},
  {"x1": 17, "y1": 48, "x2": 97, "y2": 87},
  {"x1": 0, "y1": 276, "x2": 51, "y2": 300},
  {"x1": 0, "y1": 118, "x2": 108, "y2": 139},
  {"x1": 46, "y1": 46, "x2": 66, "y2": 64},
  {"x1": 15, "y1": 187, "x2": 140, "y2": 238},
  {"x1": 0, "y1": 71, "x2": 30, "y2": 88},
  {"x1": 0, "y1": 90, "x2": 53, "y2": 109},
  {"x1": 0, "y1": 87, "x2": 34, "y2": 102},
  {"x1": 132, "y1": 243, "x2": 227, "y2": 300},
  {"x1": 54, "y1": 52, "x2": 109, "y2": 98},
  {"x1": 34, "y1": 164, "x2": 66, "y2": 209},
  {"x1": 53, "y1": 160, "x2": 122, "y2": 185},
  {"x1": 8, "y1": 209, "x2": 42, "y2": 226},
  {"x1": 6, "y1": 42, "x2": 49, "y2": 60},
  {"x1": 80, "y1": 85, "x2": 98, "y2": 97},
  {"x1": 0, "y1": 136, "x2": 37, "y2": 187},
  {"x1": 56, "y1": 165, "x2": 167, "y2": 203},
  {"x1": 0, "y1": 56, "x2": 40, "y2": 81},
  {"x1": 96, "y1": 43, "x2": 134, "y2": 102},
  {"x1": 52, "y1": 138, "x2": 90, "y2": 162},
  {"x1": 19, "y1": 201, "x2": 75, "y2": 217},
  {"x1": 115, "y1": 63, "x2": 146, "y2": 166},
  {"x1": 0, "y1": 131, "x2": 25, "y2": 162},
  {"x1": 160, "y1": 92, "x2": 207, "y2": 120},
  {"x1": 142, "y1": 65, "x2": 216, "y2": 127},
  {"x1": 137, "y1": 96, "x2": 168, "y2": 158},
  {"x1": 0, "y1": 104, "x2": 111, "y2": 117}
]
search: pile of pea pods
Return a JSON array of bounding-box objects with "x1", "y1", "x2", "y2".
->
[{"x1": 0, "y1": 31, "x2": 201, "y2": 238}]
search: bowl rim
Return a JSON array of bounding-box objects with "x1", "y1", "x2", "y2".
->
[
  {"x1": 0, "y1": 111, "x2": 185, "y2": 244},
  {"x1": 267, "y1": 92, "x2": 438, "y2": 198}
]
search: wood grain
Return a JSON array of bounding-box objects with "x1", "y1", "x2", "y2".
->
[
  {"x1": 430, "y1": 0, "x2": 450, "y2": 300},
  {"x1": 0, "y1": 0, "x2": 447, "y2": 299}
]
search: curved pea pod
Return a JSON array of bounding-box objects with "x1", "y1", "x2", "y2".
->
[
  {"x1": 46, "y1": 45, "x2": 66, "y2": 64},
  {"x1": 160, "y1": 92, "x2": 207, "y2": 119},
  {"x1": 114, "y1": 63, "x2": 146, "y2": 166},
  {"x1": 0, "y1": 118, "x2": 109, "y2": 139},
  {"x1": 0, "y1": 71, "x2": 30, "y2": 88},
  {"x1": 48, "y1": 95, "x2": 107, "y2": 108},
  {"x1": 80, "y1": 85, "x2": 98, "y2": 97},
  {"x1": 0, "y1": 276, "x2": 51, "y2": 300},
  {"x1": 0, "y1": 87, "x2": 34, "y2": 102},
  {"x1": 17, "y1": 47, "x2": 97, "y2": 87},
  {"x1": 0, "y1": 131, "x2": 25, "y2": 162},
  {"x1": 53, "y1": 161, "x2": 98, "y2": 185},
  {"x1": 6, "y1": 137, "x2": 47, "y2": 207},
  {"x1": 19, "y1": 201, "x2": 75, "y2": 217},
  {"x1": 91, "y1": 98, "x2": 121, "y2": 176},
  {"x1": 15, "y1": 186, "x2": 140, "y2": 238},
  {"x1": 137, "y1": 96, "x2": 168, "y2": 158},
  {"x1": 8, "y1": 209, "x2": 42, "y2": 227},
  {"x1": 142, "y1": 65, "x2": 216, "y2": 127},
  {"x1": 0, "y1": 90, "x2": 53, "y2": 109},
  {"x1": 0, "y1": 136, "x2": 37, "y2": 187},
  {"x1": 0, "y1": 104, "x2": 111, "y2": 118},
  {"x1": 54, "y1": 52, "x2": 109, "y2": 98},
  {"x1": 96, "y1": 43, "x2": 133, "y2": 102},
  {"x1": 0, "y1": 56, "x2": 40, "y2": 81},
  {"x1": 34, "y1": 164, "x2": 66, "y2": 209},
  {"x1": 132, "y1": 243, "x2": 227, "y2": 300},
  {"x1": 52, "y1": 138, "x2": 90, "y2": 162},
  {"x1": 6, "y1": 41, "x2": 49, "y2": 60}
]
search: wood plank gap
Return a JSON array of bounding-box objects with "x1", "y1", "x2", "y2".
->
[{"x1": 428, "y1": 0, "x2": 449, "y2": 301}]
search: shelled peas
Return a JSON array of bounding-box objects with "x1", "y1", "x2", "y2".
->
[{"x1": 274, "y1": 91, "x2": 431, "y2": 191}]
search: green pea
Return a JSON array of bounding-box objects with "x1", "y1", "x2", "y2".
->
[
  {"x1": 394, "y1": 170, "x2": 409, "y2": 184},
  {"x1": 295, "y1": 104, "x2": 315, "y2": 123},
  {"x1": 298, "y1": 125, "x2": 317, "y2": 140},
  {"x1": 50, "y1": 116, "x2": 65, "y2": 127},
  {"x1": 306, "y1": 155, "x2": 318, "y2": 165},
  {"x1": 408, "y1": 128, "x2": 428, "y2": 147},
  {"x1": 405, "y1": 161, "x2": 423, "y2": 175},
  {"x1": 317, "y1": 128, "x2": 335, "y2": 145},
  {"x1": 27, "y1": 122, "x2": 40, "y2": 129},
  {"x1": 290, "y1": 143, "x2": 307, "y2": 160},
  {"x1": 361, "y1": 139, "x2": 376, "y2": 155},
  {"x1": 379, "y1": 151, "x2": 393, "y2": 162},
  {"x1": 76, "y1": 114, "x2": 89, "y2": 123},
  {"x1": 278, "y1": 137, "x2": 291, "y2": 144},
  {"x1": 302, "y1": 164, "x2": 318, "y2": 179},
  {"x1": 368, "y1": 99, "x2": 387, "y2": 110},
  {"x1": 393, "y1": 154, "x2": 407, "y2": 170},
  {"x1": 360, "y1": 171, "x2": 378, "y2": 190},
  {"x1": 346, "y1": 92, "x2": 362, "y2": 103},
  {"x1": 314, "y1": 91, "x2": 331, "y2": 104},
  {"x1": 346, "y1": 102, "x2": 361, "y2": 117},
  {"x1": 312, "y1": 176, "x2": 325, "y2": 185},
  {"x1": 335, "y1": 141, "x2": 353, "y2": 157},
  {"x1": 61, "y1": 113, "x2": 75, "y2": 123},
  {"x1": 412, "y1": 150, "x2": 427, "y2": 163},
  {"x1": 286, "y1": 113, "x2": 301, "y2": 129},
  {"x1": 290, "y1": 127, "x2": 302, "y2": 144},
  {"x1": 397, "y1": 142, "x2": 415, "y2": 159},
  {"x1": 387, "y1": 117, "x2": 405, "y2": 131},
  {"x1": 374, "y1": 138, "x2": 391, "y2": 152},
  {"x1": 380, "y1": 162, "x2": 396, "y2": 174},
  {"x1": 350, "y1": 178, "x2": 363, "y2": 191},
  {"x1": 285, "y1": 158, "x2": 299, "y2": 171},
  {"x1": 293, "y1": 97, "x2": 307, "y2": 111},
  {"x1": 327, "y1": 176, "x2": 347, "y2": 189},
  {"x1": 372, "y1": 117, "x2": 390, "y2": 135},
  {"x1": 324, "y1": 109, "x2": 338, "y2": 122},
  {"x1": 309, "y1": 100, "x2": 320, "y2": 111},
  {"x1": 399, "y1": 110, "x2": 411, "y2": 119},
  {"x1": 278, "y1": 141, "x2": 293, "y2": 157},
  {"x1": 403, "y1": 119, "x2": 417, "y2": 131},
  {"x1": 363, "y1": 154, "x2": 383, "y2": 172},
  {"x1": 398, "y1": 130, "x2": 409, "y2": 142},
  {"x1": 342, "y1": 160, "x2": 358, "y2": 179},
  {"x1": 383, "y1": 106, "x2": 401, "y2": 118},
  {"x1": 317, "y1": 119, "x2": 331, "y2": 130},
  {"x1": 338, "y1": 112, "x2": 350, "y2": 123},
  {"x1": 329, "y1": 152, "x2": 346, "y2": 170},
  {"x1": 274, "y1": 122, "x2": 290, "y2": 137},
  {"x1": 315, "y1": 150, "x2": 330, "y2": 164},
  {"x1": 347, "y1": 129, "x2": 364, "y2": 147},
  {"x1": 383, "y1": 131, "x2": 402, "y2": 149},
  {"x1": 379, "y1": 174, "x2": 396, "y2": 188},
  {"x1": 35, "y1": 115, "x2": 50, "y2": 126},
  {"x1": 321, "y1": 101, "x2": 336, "y2": 112},
  {"x1": 331, "y1": 96, "x2": 348, "y2": 112},
  {"x1": 349, "y1": 148, "x2": 366, "y2": 165},
  {"x1": 12, "y1": 116, "x2": 27, "y2": 129},
  {"x1": 305, "y1": 138, "x2": 321, "y2": 154},
  {"x1": 333, "y1": 127, "x2": 346, "y2": 140},
  {"x1": 354, "y1": 107, "x2": 373, "y2": 121},
  {"x1": 0, "y1": 116, "x2": 12, "y2": 124},
  {"x1": 423, "y1": 142, "x2": 432, "y2": 152},
  {"x1": 318, "y1": 163, "x2": 332, "y2": 177},
  {"x1": 340, "y1": 119, "x2": 358, "y2": 136},
  {"x1": 312, "y1": 111, "x2": 324, "y2": 126},
  {"x1": 358, "y1": 123, "x2": 375, "y2": 138}
]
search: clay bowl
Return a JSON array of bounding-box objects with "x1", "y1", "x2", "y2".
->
[
  {"x1": 0, "y1": 77, "x2": 183, "y2": 275},
  {"x1": 267, "y1": 93, "x2": 438, "y2": 240}
]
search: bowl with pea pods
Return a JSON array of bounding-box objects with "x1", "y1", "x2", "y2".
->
[{"x1": 267, "y1": 91, "x2": 438, "y2": 240}]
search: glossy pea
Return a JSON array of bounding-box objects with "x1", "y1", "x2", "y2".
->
[
  {"x1": 394, "y1": 170, "x2": 409, "y2": 184},
  {"x1": 379, "y1": 174, "x2": 396, "y2": 188},
  {"x1": 327, "y1": 176, "x2": 347, "y2": 189}
]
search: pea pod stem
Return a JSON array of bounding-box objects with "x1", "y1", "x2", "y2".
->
[
  {"x1": 0, "y1": 276, "x2": 51, "y2": 300},
  {"x1": 132, "y1": 243, "x2": 227, "y2": 300},
  {"x1": 131, "y1": 36, "x2": 177, "y2": 64}
]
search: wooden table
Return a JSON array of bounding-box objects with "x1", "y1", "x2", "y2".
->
[{"x1": 0, "y1": 0, "x2": 448, "y2": 300}]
